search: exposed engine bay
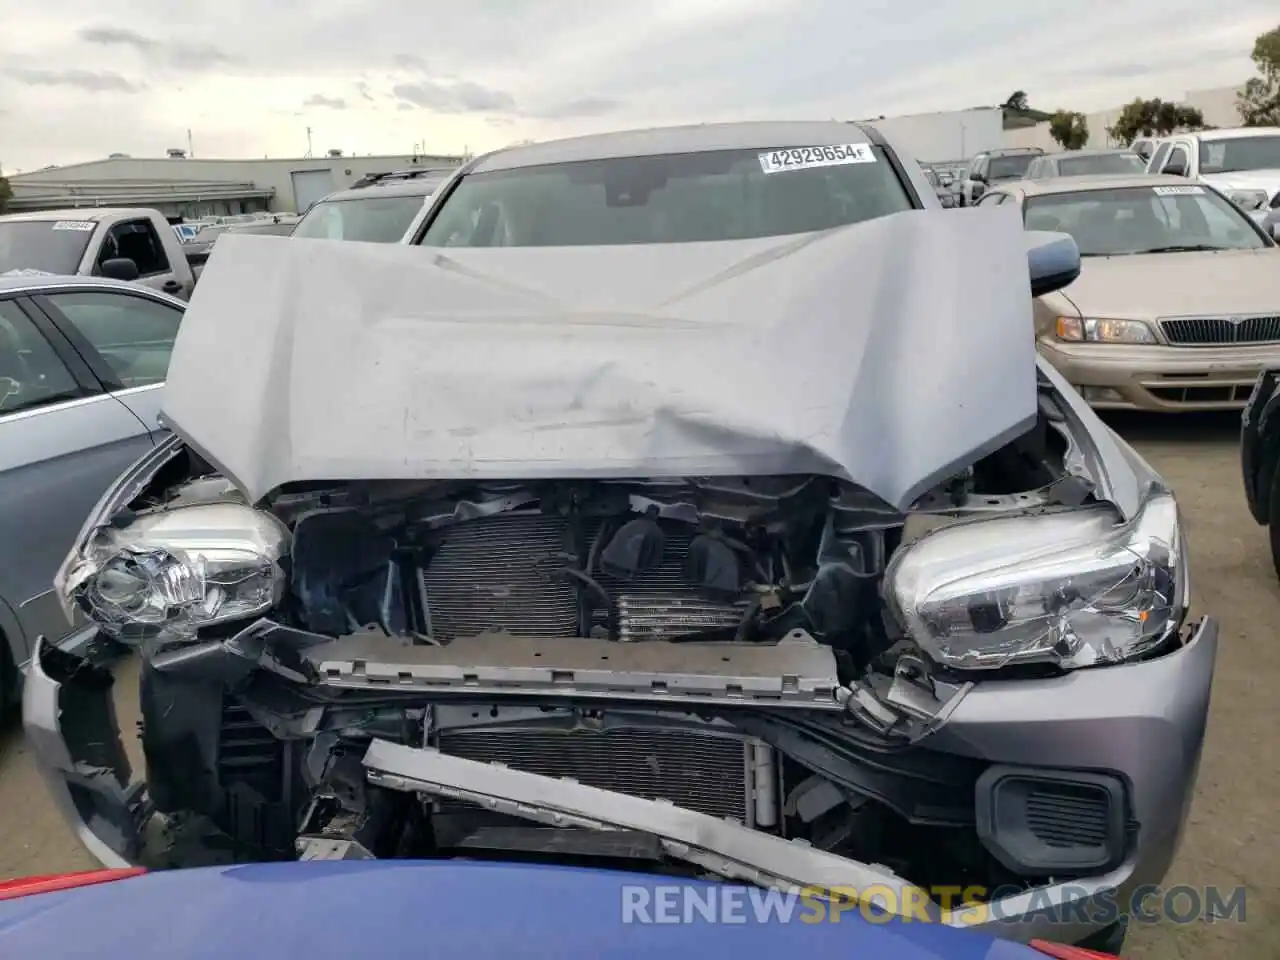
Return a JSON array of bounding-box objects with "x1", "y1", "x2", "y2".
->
[{"x1": 50, "y1": 394, "x2": 1173, "y2": 901}]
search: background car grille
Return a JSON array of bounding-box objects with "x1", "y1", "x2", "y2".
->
[{"x1": 1160, "y1": 315, "x2": 1280, "y2": 346}]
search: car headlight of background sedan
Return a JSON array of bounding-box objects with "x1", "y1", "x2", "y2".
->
[
  {"x1": 887, "y1": 493, "x2": 1184, "y2": 671},
  {"x1": 56, "y1": 503, "x2": 290, "y2": 644},
  {"x1": 1055, "y1": 316, "x2": 1156, "y2": 344}
]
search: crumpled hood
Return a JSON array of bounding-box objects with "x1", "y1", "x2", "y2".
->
[
  {"x1": 1202, "y1": 169, "x2": 1280, "y2": 201},
  {"x1": 163, "y1": 209, "x2": 1037, "y2": 511},
  {"x1": 1061, "y1": 248, "x2": 1280, "y2": 319}
]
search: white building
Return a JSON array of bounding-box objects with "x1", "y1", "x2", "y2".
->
[
  {"x1": 858, "y1": 108, "x2": 1006, "y2": 165},
  {"x1": 6, "y1": 150, "x2": 464, "y2": 218},
  {"x1": 1001, "y1": 82, "x2": 1250, "y2": 152}
]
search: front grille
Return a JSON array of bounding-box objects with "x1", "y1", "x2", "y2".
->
[
  {"x1": 437, "y1": 727, "x2": 752, "y2": 822},
  {"x1": 1160, "y1": 315, "x2": 1280, "y2": 345},
  {"x1": 1147, "y1": 383, "x2": 1255, "y2": 405}
]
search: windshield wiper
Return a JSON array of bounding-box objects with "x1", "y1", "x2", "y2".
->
[{"x1": 1131, "y1": 244, "x2": 1229, "y2": 254}]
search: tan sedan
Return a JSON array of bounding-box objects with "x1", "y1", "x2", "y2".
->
[{"x1": 975, "y1": 173, "x2": 1280, "y2": 410}]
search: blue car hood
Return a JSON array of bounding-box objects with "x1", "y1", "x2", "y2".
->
[{"x1": 0, "y1": 861, "x2": 1041, "y2": 959}]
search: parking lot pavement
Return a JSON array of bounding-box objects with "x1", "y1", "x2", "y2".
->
[{"x1": 0, "y1": 412, "x2": 1275, "y2": 956}]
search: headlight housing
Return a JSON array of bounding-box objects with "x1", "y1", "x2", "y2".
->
[
  {"x1": 886, "y1": 493, "x2": 1184, "y2": 671},
  {"x1": 57, "y1": 503, "x2": 290, "y2": 644},
  {"x1": 1055, "y1": 316, "x2": 1156, "y2": 344}
]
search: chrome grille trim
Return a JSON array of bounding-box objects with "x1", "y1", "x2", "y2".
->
[{"x1": 1160, "y1": 314, "x2": 1280, "y2": 346}]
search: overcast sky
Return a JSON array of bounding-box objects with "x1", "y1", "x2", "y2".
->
[{"x1": 0, "y1": 0, "x2": 1274, "y2": 171}]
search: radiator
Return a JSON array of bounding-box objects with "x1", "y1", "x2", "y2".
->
[
  {"x1": 436, "y1": 726, "x2": 755, "y2": 824},
  {"x1": 418, "y1": 513, "x2": 745, "y2": 642},
  {"x1": 420, "y1": 514, "x2": 582, "y2": 640}
]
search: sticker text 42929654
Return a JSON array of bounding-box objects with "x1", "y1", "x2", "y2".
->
[{"x1": 758, "y1": 144, "x2": 877, "y2": 175}]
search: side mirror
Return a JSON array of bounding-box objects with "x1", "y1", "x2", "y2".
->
[
  {"x1": 1163, "y1": 162, "x2": 1188, "y2": 177},
  {"x1": 1026, "y1": 231, "x2": 1081, "y2": 298},
  {"x1": 972, "y1": 183, "x2": 987, "y2": 200},
  {"x1": 1270, "y1": 221, "x2": 1280, "y2": 242},
  {"x1": 100, "y1": 257, "x2": 140, "y2": 282}
]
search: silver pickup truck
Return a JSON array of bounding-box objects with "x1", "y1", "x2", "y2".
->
[{"x1": 0, "y1": 207, "x2": 199, "y2": 299}]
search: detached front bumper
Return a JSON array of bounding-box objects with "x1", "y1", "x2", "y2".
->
[
  {"x1": 24, "y1": 617, "x2": 1219, "y2": 945},
  {"x1": 1039, "y1": 338, "x2": 1280, "y2": 410}
]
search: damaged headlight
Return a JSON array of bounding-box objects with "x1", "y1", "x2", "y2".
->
[
  {"x1": 886, "y1": 493, "x2": 1184, "y2": 671},
  {"x1": 56, "y1": 503, "x2": 290, "y2": 644}
]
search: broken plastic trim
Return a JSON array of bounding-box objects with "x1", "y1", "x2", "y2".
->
[{"x1": 362, "y1": 739, "x2": 924, "y2": 904}]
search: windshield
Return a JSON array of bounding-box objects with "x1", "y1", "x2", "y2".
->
[
  {"x1": 1023, "y1": 185, "x2": 1267, "y2": 256},
  {"x1": 1057, "y1": 153, "x2": 1147, "y2": 177},
  {"x1": 292, "y1": 194, "x2": 427, "y2": 243},
  {"x1": 420, "y1": 145, "x2": 913, "y2": 247},
  {"x1": 0, "y1": 220, "x2": 96, "y2": 275},
  {"x1": 988, "y1": 154, "x2": 1037, "y2": 180},
  {"x1": 1199, "y1": 136, "x2": 1280, "y2": 175}
]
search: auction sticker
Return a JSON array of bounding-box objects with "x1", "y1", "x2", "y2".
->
[
  {"x1": 52, "y1": 220, "x2": 96, "y2": 231},
  {"x1": 759, "y1": 144, "x2": 876, "y2": 174},
  {"x1": 1152, "y1": 186, "x2": 1204, "y2": 196}
]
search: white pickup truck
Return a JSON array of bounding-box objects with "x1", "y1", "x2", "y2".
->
[{"x1": 0, "y1": 207, "x2": 199, "y2": 299}]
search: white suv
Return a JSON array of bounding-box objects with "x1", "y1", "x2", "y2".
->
[{"x1": 1145, "y1": 128, "x2": 1280, "y2": 220}]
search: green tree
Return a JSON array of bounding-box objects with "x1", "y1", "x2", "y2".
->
[
  {"x1": 0, "y1": 176, "x2": 10, "y2": 214},
  {"x1": 1003, "y1": 90, "x2": 1029, "y2": 112},
  {"x1": 1238, "y1": 24, "x2": 1280, "y2": 126},
  {"x1": 1106, "y1": 98, "x2": 1206, "y2": 145},
  {"x1": 1049, "y1": 110, "x2": 1089, "y2": 150}
]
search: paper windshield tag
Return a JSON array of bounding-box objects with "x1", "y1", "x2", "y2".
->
[
  {"x1": 52, "y1": 220, "x2": 96, "y2": 231},
  {"x1": 758, "y1": 144, "x2": 876, "y2": 174},
  {"x1": 1152, "y1": 185, "x2": 1204, "y2": 196}
]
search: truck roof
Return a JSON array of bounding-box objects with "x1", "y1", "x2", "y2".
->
[
  {"x1": 0, "y1": 208, "x2": 162, "y2": 223},
  {"x1": 470, "y1": 121, "x2": 879, "y2": 173}
]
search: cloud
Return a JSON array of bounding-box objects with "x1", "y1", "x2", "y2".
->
[
  {"x1": 5, "y1": 67, "x2": 143, "y2": 93},
  {"x1": 77, "y1": 25, "x2": 233, "y2": 69},
  {"x1": 0, "y1": 0, "x2": 1275, "y2": 170},
  {"x1": 304, "y1": 94, "x2": 348, "y2": 109},
  {"x1": 528, "y1": 97, "x2": 624, "y2": 119},
  {"x1": 393, "y1": 79, "x2": 516, "y2": 114}
]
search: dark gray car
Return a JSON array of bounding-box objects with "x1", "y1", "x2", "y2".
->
[
  {"x1": 0, "y1": 275, "x2": 183, "y2": 705},
  {"x1": 291, "y1": 169, "x2": 453, "y2": 243}
]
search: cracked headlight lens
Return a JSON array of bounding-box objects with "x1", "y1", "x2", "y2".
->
[
  {"x1": 886, "y1": 493, "x2": 1184, "y2": 671},
  {"x1": 56, "y1": 503, "x2": 290, "y2": 644}
]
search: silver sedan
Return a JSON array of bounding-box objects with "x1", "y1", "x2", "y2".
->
[{"x1": 0, "y1": 275, "x2": 183, "y2": 706}]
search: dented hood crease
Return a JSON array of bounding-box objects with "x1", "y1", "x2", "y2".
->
[{"x1": 162, "y1": 210, "x2": 1038, "y2": 511}]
